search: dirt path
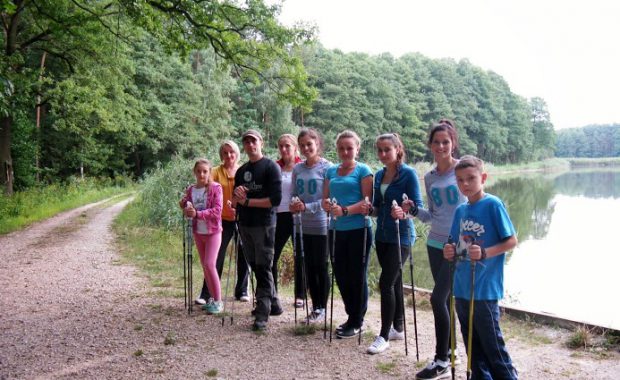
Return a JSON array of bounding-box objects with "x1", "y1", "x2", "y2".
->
[{"x1": 1, "y1": 199, "x2": 618, "y2": 379}]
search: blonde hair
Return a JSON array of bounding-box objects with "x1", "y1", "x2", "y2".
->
[
  {"x1": 278, "y1": 134, "x2": 299, "y2": 149},
  {"x1": 218, "y1": 140, "x2": 241, "y2": 164},
  {"x1": 375, "y1": 133, "x2": 406, "y2": 164},
  {"x1": 335, "y1": 130, "x2": 361, "y2": 147}
]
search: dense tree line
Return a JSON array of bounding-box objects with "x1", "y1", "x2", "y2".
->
[
  {"x1": 555, "y1": 124, "x2": 620, "y2": 158},
  {"x1": 2, "y1": 1, "x2": 556, "y2": 194}
]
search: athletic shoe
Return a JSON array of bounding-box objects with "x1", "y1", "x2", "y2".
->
[
  {"x1": 415, "y1": 360, "x2": 449, "y2": 380},
  {"x1": 367, "y1": 336, "x2": 390, "y2": 354},
  {"x1": 336, "y1": 326, "x2": 361, "y2": 339},
  {"x1": 204, "y1": 300, "x2": 223, "y2": 314},
  {"x1": 335, "y1": 321, "x2": 349, "y2": 333},
  {"x1": 294, "y1": 298, "x2": 304, "y2": 308},
  {"x1": 252, "y1": 320, "x2": 267, "y2": 331},
  {"x1": 305, "y1": 308, "x2": 326, "y2": 324},
  {"x1": 239, "y1": 295, "x2": 251, "y2": 302},
  {"x1": 194, "y1": 298, "x2": 206, "y2": 305},
  {"x1": 388, "y1": 326, "x2": 405, "y2": 341}
]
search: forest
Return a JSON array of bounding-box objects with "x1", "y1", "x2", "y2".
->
[
  {"x1": 555, "y1": 124, "x2": 620, "y2": 158},
  {"x1": 1, "y1": 0, "x2": 556, "y2": 195}
]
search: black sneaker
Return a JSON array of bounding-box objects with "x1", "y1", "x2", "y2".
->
[
  {"x1": 270, "y1": 305, "x2": 283, "y2": 316},
  {"x1": 335, "y1": 321, "x2": 349, "y2": 333},
  {"x1": 251, "y1": 305, "x2": 283, "y2": 316},
  {"x1": 415, "y1": 361, "x2": 449, "y2": 380},
  {"x1": 252, "y1": 320, "x2": 267, "y2": 331},
  {"x1": 336, "y1": 326, "x2": 361, "y2": 339}
]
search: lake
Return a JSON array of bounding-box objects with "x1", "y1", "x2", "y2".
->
[{"x1": 391, "y1": 168, "x2": 620, "y2": 330}]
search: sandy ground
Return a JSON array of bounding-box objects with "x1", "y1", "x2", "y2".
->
[{"x1": 1, "y1": 198, "x2": 618, "y2": 379}]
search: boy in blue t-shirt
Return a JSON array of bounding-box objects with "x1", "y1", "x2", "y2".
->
[{"x1": 444, "y1": 155, "x2": 518, "y2": 380}]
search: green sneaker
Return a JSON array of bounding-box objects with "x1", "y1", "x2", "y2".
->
[{"x1": 203, "y1": 300, "x2": 223, "y2": 314}]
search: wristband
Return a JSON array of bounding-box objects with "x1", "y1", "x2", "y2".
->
[
  {"x1": 480, "y1": 246, "x2": 487, "y2": 260},
  {"x1": 342, "y1": 206, "x2": 348, "y2": 216},
  {"x1": 244, "y1": 199, "x2": 250, "y2": 207}
]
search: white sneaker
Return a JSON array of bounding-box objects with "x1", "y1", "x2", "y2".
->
[
  {"x1": 305, "y1": 308, "x2": 326, "y2": 324},
  {"x1": 194, "y1": 298, "x2": 206, "y2": 305},
  {"x1": 239, "y1": 295, "x2": 251, "y2": 302},
  {"x1": 367, "y1": 336, "x2": 390, "y2": 354},
  {"x1": 388, "y1": 326, "x2": 405, "y2": 340}
]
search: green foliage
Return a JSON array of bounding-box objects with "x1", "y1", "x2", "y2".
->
[
  {"x1": 0, "y1": 177, "x2": 133, "y2": 234},
  {"x1": 134, "y1": 156, "x2": 196, "y2": 230},
  {"x1": 556, "y1": 124, "x2": 620, "y2": 158}
]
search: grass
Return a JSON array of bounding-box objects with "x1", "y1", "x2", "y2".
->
[
  {"x1": 205, "y1": 369, "x2": 218, "y2": 377},
  {"x1": 375, "y1": 359, "x2": 399, "y2": 376},
  {"x1": 0, "y1": 177, "x2": 135, "y2": 235},
  {"x1": 501, "y1": 314, "x2": 554, "y2": 346},
  {"x1": 566, "y1": 325, "x2": 593, "y2": 349}
]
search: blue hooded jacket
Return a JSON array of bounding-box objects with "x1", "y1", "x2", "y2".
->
[{"x1": 373, "y1": 163, "x2": 423, "y2": 246}]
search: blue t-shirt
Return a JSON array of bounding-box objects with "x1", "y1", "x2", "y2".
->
[
  {"x1": 325, "y1": 162, "x2": 373, "y2": 231},
  {"x1": 449, "y1": 193, "x2": 515, "y2": 301}
]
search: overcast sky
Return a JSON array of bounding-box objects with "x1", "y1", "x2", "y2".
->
[{"x1": 274, "y1": 0, "x2": 620, "y2": 130}]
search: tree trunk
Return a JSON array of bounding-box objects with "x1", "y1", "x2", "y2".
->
[{"x1": 1, "y1": 116, "x2": 14, "y2": 195}]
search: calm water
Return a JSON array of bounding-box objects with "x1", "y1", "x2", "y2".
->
[{"x1": 386, "y1": 168, "x2": 620, "y2": 330}]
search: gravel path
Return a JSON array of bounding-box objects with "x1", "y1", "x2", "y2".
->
[{"x1": 1, "y1": 199, "x2": 618, "y2": 379}]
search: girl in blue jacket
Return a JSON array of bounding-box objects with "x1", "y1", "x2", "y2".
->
[{"x1": 367, "y1": 133, "x2": 423, "y2": 355}]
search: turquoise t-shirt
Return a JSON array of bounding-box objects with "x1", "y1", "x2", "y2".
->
[{"x1": 325, "y1": 162, "x2": 373, "y2": 231}]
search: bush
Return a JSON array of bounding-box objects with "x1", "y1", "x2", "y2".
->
[{"x1": 134, "y1": 156, "x2": 196, "y2": 230}]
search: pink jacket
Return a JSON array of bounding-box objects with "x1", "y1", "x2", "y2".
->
[{"x1": 180, "y1": 183, "x2": 223, "y2": 235}]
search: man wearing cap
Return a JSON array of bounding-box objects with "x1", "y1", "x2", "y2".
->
[{"x1": 232, "y1": 129, "x2": 283, "y2": 331}]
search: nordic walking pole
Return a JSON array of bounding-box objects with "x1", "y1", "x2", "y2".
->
[
  {"x1": 467, "y1": 256, "x2": 476, "y2": 380},
  {"x1": 292, "y1": 200, "x2": 299, "y2": 326},
  {"x1": 392, "y1": 199, "x2": 409, "y2": 356},
  {"x1": 447, "y1": 236, "x2": 457, "y2": 380},
  {"x1": 402, "y1": 194, "x2": 419, "y2": 360},
  {"x1": 229, "y1": 228, "x2": 239, "y2": 325},
  {"x1": 358, "y1": 196, "x2": 370, "y2": 346},
  {"x1": 185, "y1": 201, "x2": 194, "y2": 314},
  {"x1": 187, "y1": 217, "x2": 194, "y2": 314},
  {"x1": 183, "y1": 213, "x2": 187, "y2": 311},
  {"x1": 329, "y1": 198, "x2": 337, "y2": 343},
  {"x1": 294, "y1": 197, "x2": 311, "y2": 324},
  {"x1": 323, "y1": 204, "x2": 331, "y2": 339}
]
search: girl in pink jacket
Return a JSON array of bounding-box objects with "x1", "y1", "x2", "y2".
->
[{"x1": 179, "y1": 159, "x2": 224, "y2": 314}]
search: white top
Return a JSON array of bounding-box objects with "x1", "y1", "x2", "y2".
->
[
  {"x1": 191, "y1": 187, "x2": 208, "y2": 234},
  {"x1": 276, "y1": 170, "x2": 294, "y2": 213}
]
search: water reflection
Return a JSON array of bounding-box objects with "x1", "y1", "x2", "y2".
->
[{"x1": 395, "y1": 169, "x2": 620, "y2": 329}]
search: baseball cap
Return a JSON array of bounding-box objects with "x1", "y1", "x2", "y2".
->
[{"x1": 242, "y1": 129, "x2": 263, "y2": 142}]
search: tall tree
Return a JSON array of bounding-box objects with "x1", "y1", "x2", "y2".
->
[{"x1": 1, "y1": 0, "x2": 314, "y2": 194}]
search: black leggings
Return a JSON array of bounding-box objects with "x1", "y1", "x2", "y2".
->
[
  {"x1": 375, "y1": 240, "x2": 410, "y2": 340},
  {"x1": 295, "y1": 234, "x2": 329, "y2": 310},
  {"x1": 428, "y1": 245, "x2": 454, "y2": 362},
  {"x1": 331, "y1": 227, "x2": 372, "y2": 329},
  {"x1": 274, "y1": 212, "x2": 294, "y2": 295}
]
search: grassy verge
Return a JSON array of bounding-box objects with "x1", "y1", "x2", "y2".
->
[
  {"x1": 0, "y1": 178, "x2": 135, "y2": 235},
  {"x1": 113, "y1": 201, "x2": 298, "y2": 300}
]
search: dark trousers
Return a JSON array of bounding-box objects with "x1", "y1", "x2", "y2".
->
[
  {"x1": 295, "y1": 234, "x2": 329, "y2": 310},
  {"x1": 455, "y1": 299, "x2": 518, "y2": 380},
  {"x1": 274, "y1": 212, "x2": 293, "y2": 294},
  {"x1": 428, "y1": 245, "x2": 454, "y2": 362},
  {"x1": 199, "y1": 220, "x2": 249, "y2": 300},
  {"x1": 375, "y1": 240, "x2": 410, "y2": 340},
  {"x1": 331, "y1": 227, "x2": 372, "y2": 329},
  {"x1": 239, "y1": 224, "x2": 277, "y2": 322}
]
